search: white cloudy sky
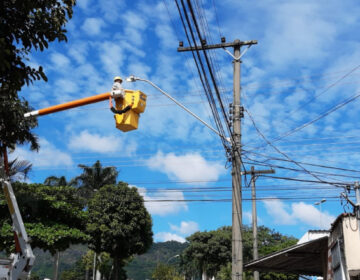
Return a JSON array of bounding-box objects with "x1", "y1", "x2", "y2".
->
[{"x1": 13, "y1": 0, "x2": 360, "y2": 242}]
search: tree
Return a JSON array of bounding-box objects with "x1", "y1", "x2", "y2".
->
[
  {"x1": 181, "y1": 226, "x2": 231, "y2": 279},
  {"x1": 87, "y1": 183, "x2": 153, "y2": 280},
  {"x1": 44, "y1": 176, "x2": 69, "y2": 187},
  {"x1": 0, "y1": 0, "x2": 75, "y2": 91},
  {"x1": 181, "y1": 226, "x2": 298, "y2": 280},
  {"x1": 71, "y1": 160, "x2": 118, "y2": 201},
  {"x1": 0, "y1": 94, "x2": 39, "y2": 151},
  {"x1": 0, "y1": 0, "x2": 76, "y2": 151},
  {"x1": 0, "y1": 182, "x2": 89, "y2": 255},
  {"x1": 151, "y1": 263, "x2": 182, "y2": 280},
  {"x1": 5, "y1": 157, "x2": 32, "y2": 181}
]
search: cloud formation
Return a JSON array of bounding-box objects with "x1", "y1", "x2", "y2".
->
[
  {"x1": 136, "y1": 187, "x2": 188, "y2": 216},
  {"x1": 170, "y1": 221, "x2": 199, "y2": 235},
  {"x1": 263, "y1": 199, "x2": 336, "y2": 229},
  {"x1": 68, "y1": 130, "x2": 136, "y2": 154},
  {"x1": 154, "y1": 232, "x2": 185, "y2": 243},
  {"x1": 146, "y1": 152, "x2": 225, "y2": 182},
  {"x1": 13, "y1": 138, "x2": 73, "y2": 168},
  {"x1": 81, "y1": 18, "x2": 106, "y2": 36}
]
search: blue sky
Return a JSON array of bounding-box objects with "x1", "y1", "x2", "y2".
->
[{"x1": 12, "y1": 0, "x2": 360, "y2": 242}]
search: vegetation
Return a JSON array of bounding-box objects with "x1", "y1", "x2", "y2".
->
[
  {"x1": 181, "y1": 225, "x2": 298, "y2": 280},
  {"x1": 151, "y1": 263, "x2": 182, "y2": 280},
  {"x1": 0, "y1": 0, "x2": 76, "y2": 151},
  {"x1": 87, "y1": 183, "x2": 153, "y2": 279},
  {"x1": 70, "y1": 160, "x2": 118, "y2": 201},
  {"x1": 126, "y1": 241, "x2": 187, "y2": 280},
  {"x1": 7, "y1": 157, "x2": 32, "y2": 181},
  {"x1": 0, "y1": 182, "x2": 89, "y2": 254}
]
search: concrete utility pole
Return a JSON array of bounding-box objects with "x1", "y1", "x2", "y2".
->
[
  {"x1": 243, "y1": 166, "x2": 275, "y2": 280},
  {"x1": 178, "y1": 38, "x2": 257, "y2": 280},
  {"x1": 355, "y1": 182, "x2": 360, "y2": 226}
]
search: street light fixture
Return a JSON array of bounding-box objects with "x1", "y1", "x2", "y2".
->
[
  {"x1": 126, "y1": 75, "x2": 230, "y2": 143},
  {"x1": 314, "y1": 199, "x2": 327, "y2": 229},
  {"x1": 166, "y1": 254, "x2": 180, "y2": 264}
]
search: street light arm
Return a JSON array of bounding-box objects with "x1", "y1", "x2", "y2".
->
[{"x1": 126, "y1": 76, "x2": 230, "y2": 143}]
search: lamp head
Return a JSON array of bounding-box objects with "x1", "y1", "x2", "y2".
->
[{"x1": 126, "y1": 75, "x2": 137, "y2": 82}]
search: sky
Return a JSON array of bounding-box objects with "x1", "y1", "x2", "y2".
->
[{"x1": 12, "y1": 0, "x2": 360, "y2": 243}]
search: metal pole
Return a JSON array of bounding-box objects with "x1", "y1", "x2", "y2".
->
[
  {"x1": 232, "y1": 39, "x2": 243, "y2": 280},
  {"x1": 355, "y1": 182, "x2": 360, "y2": 207},
  {"x1": 355, "y1": 182, "x2": 360, "y2": 229},
  {"x1": 93, "y1": 252, "x2": 96, "y2": 280},
  {"x1": 250, "y1": 166, "x2": 259, "y2": 280}
]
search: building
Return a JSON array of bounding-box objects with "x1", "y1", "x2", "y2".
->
[{"x1": 245, "y1": 213, "x2": 360, "y2": 280}]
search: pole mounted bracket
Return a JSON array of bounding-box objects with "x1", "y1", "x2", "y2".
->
[{"x1": 223, "y1": 45, "x2": 251, "y2": 61}]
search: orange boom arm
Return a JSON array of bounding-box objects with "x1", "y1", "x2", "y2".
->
[{"x1": 24, "y1": 92, "x2": 111, "y2": 117}]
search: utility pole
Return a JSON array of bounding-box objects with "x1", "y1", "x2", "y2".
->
[
  {"x1": 355, "y1": 182, "x2": 360, "y2": 228},
  {"x1": 243, "y1": 166, "x2": 275, "y2": 280},
  {"x1": 178, "y1": 38, "x2": 257, "y2": 280}
]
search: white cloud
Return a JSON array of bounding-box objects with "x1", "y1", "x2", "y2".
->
[
  {"x1": 121, "y1": 11, "x2": 148, "y2": 46},
  {"x1": 55, "y1": 79, "x2": 79, "y2": 94},
  {"x1": 292, "y1": 202, "x2": 335, "y2": 228},
  {"x1": 99, "y1": 42, "x2": 124, "y2": 76},
  {"x1": 77, "y1": 0, "x2": 92, "y2": 11},
  {"x1": 98, "y1": 0, "x2": 126, "y2": 22},
  {"x1": 81, "y1": 18, "x2": 106, "y2": 36},
  {"x1": 263, "y1": 199, "x2": 335, "y2": 229},
  {"x1": 146, "y1": 152, "x2": 225, "y2": 182},
  {"x1": 68, "y1": 130, "x2": 136, "y2": 154},
  {"x1": 263, "y1": 199, "x2": 295, "y2": 225},
  {"x1": 170, "y1": 221, "x2": 199, "y2": 235},
  {"x1": 154, "y1": 232, "x2": 186, "y2": 243},
  {"x1": 12, "y1": 138, "x2": 73, "y2": 168},
  {"x1": 136, "y1": 187, "x2": 188, "y2": 216},
  {"x1": 50, "y1": 53, "x2": 71, "y2": 69}
]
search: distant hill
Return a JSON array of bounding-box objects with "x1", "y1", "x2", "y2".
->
[
  {"x1": 30, "y1": 241, "x2": 187, "y2": 280},
  {"x1": 31, "y1": 244, "x2": 88, "y2": 279},
  {"x1": 125, "y1": 241, "x2": 188, "y2": 280}
]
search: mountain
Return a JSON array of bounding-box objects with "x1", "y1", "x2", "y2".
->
[
  {"x1": 125, "y1": 241, "x2": 188, "y2": 280},
  {"x1": 30, "y1": 241, "x2": 187, "y2": 280}
]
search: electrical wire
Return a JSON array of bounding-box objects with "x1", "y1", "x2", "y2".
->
[
  {"x1": 287, "y1": 64, "x2": 360, "y2": 116},
  {"x1": 270, "y1": 91, "x2": 360, "y2": 144}
]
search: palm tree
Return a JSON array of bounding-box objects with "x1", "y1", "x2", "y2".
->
[
  {"x1": 43, "y1": 175, "x2": 69, "y2": 187},
  {"x1": 7, "y1": 157, "x2": 32, "y2": 182},
  {"x1": 70, "y1": 160, "x2": 118, "y2": 201}
]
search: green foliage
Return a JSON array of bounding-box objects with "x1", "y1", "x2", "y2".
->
[
  {"x1": 87, "y1": 183, "x2": 153, "y2": 279},
  {"x1": 43, "y1": 176, "x2": 69, "y2": 187},
  {"x1": 0, "y1": 93, "x2": 39, "y2": 150},
  {"x1": 151, "y1": 263, "x2": 182, "y2": 280},
  {"x1": 71, "y1": 160, "x2": 118, "y2": 201},
  {"x1": 182, "y1": 225, "x2": 298, "y2": 280},
  {"x1": 216, "y1": 262, "x2": 231, "y2": 280},
  {"x1": 0, "y1": 0, "x2": 75, "y2": 150},
  {"x1": 125, "y1": 241, "x2": 188, "y2": 280},
  {"x1": 181, "y1": 226, "x2": 231, "y2": 279},
  {"x1": 87, "y1": 183, "x2": 153, "y2": 258},
  {"x1": 0, "y1": 182, "x2": 89, "y2": 254},
  {"x1": 0, "y1": 0, "x2": 75, "y2": 91},
  {"x1": 8, "y1": 157, "x2": 32, "y2": 181},
  {"x1": 31, "y1": 245, "x2": 88, "y2": 279},
  {"x1": 60, "y1": 258, "x2": 86, "y2": 280}
]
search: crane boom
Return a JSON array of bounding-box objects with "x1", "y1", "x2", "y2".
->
[{"x1": 24, "y1": 92, "x2": 111, "y2": 117}]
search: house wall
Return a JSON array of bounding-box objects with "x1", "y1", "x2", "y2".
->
[{"x1": 342, "y1": 216, "x2": 360, "y2": 277}]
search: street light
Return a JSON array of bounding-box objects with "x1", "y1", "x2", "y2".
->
[
  {"x1": 126, "y1": 75, "x2": 230, "y2": 143},
  {"x1": 166, "y1": 254, "x2": 180, "y2": 264},
  {"x1": 314, "y1": 199, "x2": 327, "y2": 229}
]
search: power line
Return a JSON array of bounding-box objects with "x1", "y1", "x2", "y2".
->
[
  {"x1": 270, "y1": 91, "x2": 360, "y2": 144},
  {"x1": 287, "y1": 64, "x2": 360, "y2": 117},
  {"x1": 243, "y1": 150, "x2": 360, "y2": 174},
  {"x1": 245, "y1": 108, "x2": 346, "y2": 187}
]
